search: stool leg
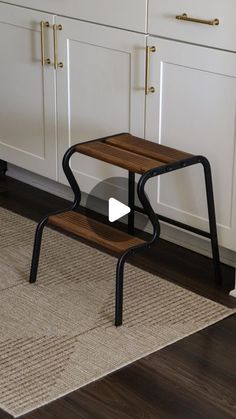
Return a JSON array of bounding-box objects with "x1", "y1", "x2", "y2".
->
[
  {"x1": 201, "y1": 157, "x2": 222, "y2": 285},
  {"x1": 128, "y1": 171, "x2": 135, "y2": 235},
  {"x1": 115, "y1": 253, "x2": 128, "y2": 326},
  {"x1": 0, "y1": 160, "x2": 7, "y2": 175},
  {"x1": 29, "y1": 217, "x2": 48, "y2": 283}
]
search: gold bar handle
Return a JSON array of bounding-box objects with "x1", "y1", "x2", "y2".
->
[
  {"x1": 53, "y1": 24, "x2": 63, "y2": 70},
  {"x1": 145, "y1": 46, "x2": 156, "y2": 95},
  {"x1": 40, "y1": 21, "x2": 51, "y2": 66},
  {"x1": 176, "y1": 13, "x2": 219, "y2": 26}
]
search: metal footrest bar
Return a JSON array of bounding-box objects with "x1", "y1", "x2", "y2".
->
[{"x1": 134, "y1": 206, "x2": 211, "y2": 239}]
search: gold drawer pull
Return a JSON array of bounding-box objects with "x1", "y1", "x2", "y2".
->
[
  {"x1": 145, "y1": 46, "x2": 156, "y2": 95},
  {"x1": 176, "y1": 13, "x2": 219, "y2": 26},
  {"x1": 53, "y1": 24, "x2": 64, "y2": 69},
  {"x1": 40, "y1": 21, "x2": 51, "y2": 66}
]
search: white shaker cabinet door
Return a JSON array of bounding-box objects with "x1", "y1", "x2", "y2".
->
[
  {"x1": 145, "y1": 37, "x2": 236, "y2": 251},
  {"x1": 0, "y1": 3, "x2": 57, "y2": 179},
  {"x1": 56, "y1": 17, "x2": 146, "y2": 199}
]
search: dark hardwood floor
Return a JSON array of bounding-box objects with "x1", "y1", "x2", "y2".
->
[{"x1": 0, "y1": 175, "x2": 235, "y2": 419}]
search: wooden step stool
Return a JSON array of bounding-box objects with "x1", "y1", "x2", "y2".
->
[{"x1": 29, "y1": 133, "x2": 221, "y2": 326}]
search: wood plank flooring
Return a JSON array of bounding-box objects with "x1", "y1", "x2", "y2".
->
[{"x1": 0, "y1": 175, "x2": 235, "y2": 419}]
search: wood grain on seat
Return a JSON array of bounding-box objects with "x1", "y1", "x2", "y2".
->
[
  {"x1": 105, "y1": 134, "x2": 193, "y2": 163},
  {"x1": 48, "y1": 211, "x2": 145, "y2": 254},
  {"x1": 76, "y1": 141, "x2": 164, "y2": 174}
]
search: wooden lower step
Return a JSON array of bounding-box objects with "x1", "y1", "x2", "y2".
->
[{"x1": 48, "y1": 211, "x2": 145, "y2": 254}]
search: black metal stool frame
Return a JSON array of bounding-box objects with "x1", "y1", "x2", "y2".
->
[{"x1": 29, "y1": 134, "x2": 221, "y2": 326}]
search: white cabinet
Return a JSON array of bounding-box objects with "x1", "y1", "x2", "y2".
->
[
  {"x1": 0, "y1": 3, "x2": 57, "y2": 179},
  {"x1": 56, "y1": 17, "x2": 146, "y2": 195},
  {"x1": 0, "y1": 2, "x2": 146, "y2": 194},
  {"x1": 5, "y1": 0, "x2": 148, "y2": 33},
  {"x1": 1, "y1": 0, "x2": 236, "y2": 253},
  {"x1": 145, "y1": 37, "x2": 236, "y2": 251}
]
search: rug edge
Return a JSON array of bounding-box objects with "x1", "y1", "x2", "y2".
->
[{"x1": 2, "y1": 310, "x2": 234, "y2": 418}]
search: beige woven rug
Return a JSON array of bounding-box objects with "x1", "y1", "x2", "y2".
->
[{"x1": 0, "y1": 207, "x2": 234, "y2": 417}]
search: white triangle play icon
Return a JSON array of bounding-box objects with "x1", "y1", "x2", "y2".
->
[{"x1": 108, "y1": 198, "x2": 131, "y2": 222}]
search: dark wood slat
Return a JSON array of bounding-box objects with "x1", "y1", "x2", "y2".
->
[
  {"x1": 48, "y1": 211, "x2": 145, "y2": 253},
  {"x1": 76, "y1": 141, "x2": 164, "y2": 174},
  {"x1": 106, "y1": 133, "x2": 193, "y2": 163}
]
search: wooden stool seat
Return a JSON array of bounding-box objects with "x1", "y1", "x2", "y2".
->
[
  {"x1": 48, "y1": 211, "x2": 145, "y2": 254},
  {"x1": 76, "y1": 133, "x2": 193, "y2": 174}
]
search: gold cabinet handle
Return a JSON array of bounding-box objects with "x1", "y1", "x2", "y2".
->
[
  {"x1": 53, "y1": 24, "x2": 63, "y2": 69},
  {"x1": 176, "y1": 13, "x2": 219, "y2": 26},
  {"x1": 40, "y1": 21, "x2": 51, "y2": 66},
  {"x1": 145, "y1": 46, "x2": 156, "y2": 95}
]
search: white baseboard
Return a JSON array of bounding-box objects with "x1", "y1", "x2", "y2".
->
[{"x1": 7, "y1": 164, "x2": 236, "y2": 293}]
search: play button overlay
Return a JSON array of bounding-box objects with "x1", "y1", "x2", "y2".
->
[
  {"x1": 85, "y1": 176, "x2": 148, "y2": 242},
  {"x1": 109, "y1": 198, "x2": 130, "y2": 222}
]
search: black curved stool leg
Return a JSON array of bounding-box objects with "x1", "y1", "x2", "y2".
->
[
  {"x1": 115, "y1": 169, "x2": 161, "y2": 327},
  {"x1": 200, "y1": 157, "x2": 222, "y2": 285},
  {"x1": 128, "y1": 171, "x2": 135, "y2": 235},
  {"x1": 29, "y1": 217, "x2": 48, "y2": 283},
  {"x1": 29, "y1": 146, "x2": 81, "y2": 285}
]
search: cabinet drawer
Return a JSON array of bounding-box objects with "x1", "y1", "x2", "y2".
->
[
  {"x1": 2, "y1": 0, "x2": 148, "y2": 33},
  {"x1": 149, "y1": 0, "x2": 236, "y2": 51}
]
